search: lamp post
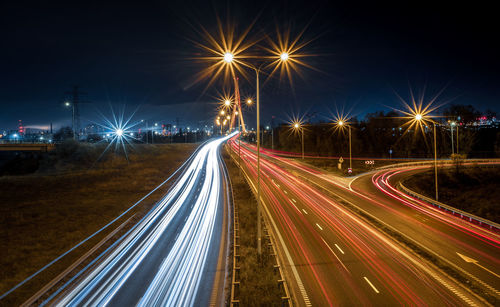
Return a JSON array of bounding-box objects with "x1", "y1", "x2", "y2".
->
[
  {"x1": 292, "y1": 122, "x2": 305, "y2": 159},
  {"x1": 336, "y1": 120, "x2": 352, "y2": 172},
  {"x1": 415, "y1": 114, "x2": 439, "y2": 201},
  {"x1": 64, "y1": 101, "x2": 75, "y2": 140},
  {"x1": 449, "y1": 120, "x2": 456, "y2": 155},
  {"x1": 141, "y1": 120, "x2": 148, "y2": 144},
  {"x1": 238, "y1": 111, "x2": 241, "y2": 170},
  {"x1": 222, "y1": 49, "x2": 291, "y2": 256}
]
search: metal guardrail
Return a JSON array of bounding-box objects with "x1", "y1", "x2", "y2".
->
[
  {"x1": 263, "y1": 224, "x2": 292, "y2": 305},
  {"x1": 226, "y1": 158, "x2": 240, "y2": 307},
  {"x1": 398, "y1": 182, "x2": 500, "y2": 233},
  {"x1": 376, "y1": 158, "x2": 500, "y2": 170},
  {"x1": 226, "y1": 145, "x2": 292, "y2": 307}
]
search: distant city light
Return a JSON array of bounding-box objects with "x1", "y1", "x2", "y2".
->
[
  {"x1": 280, "y1": 52, "x2": 289, "y2": 61},
  {"x1": 415, "y1": 114, "x2": 422, "y2": 121},
  {"x1": 115, "y1": 129, "x2": 124, "y2": 137}
]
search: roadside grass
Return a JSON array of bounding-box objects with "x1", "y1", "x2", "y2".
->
[
  {"x1": 0, "y1": 142, "x2": 197, "y2": 305},
  {"x1": 404, "y1": 166, "x2": 500, "y2": 223},
  {"x1": 223, "y1": 149, "x2": 284, "y2": 306}
]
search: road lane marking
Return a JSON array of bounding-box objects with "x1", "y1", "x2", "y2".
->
[
  {"x1": 292, "y1": 203, "x2": 301, "y2": 214},
  {"x1": 316, "y1": 223, "x2": 323, "y2": 231},
  {"x1": 302, "y1": 209, "x2": 308, "y2": 215},
  {"x1": 284, "y1": 190, "x2": 288, "y2": 194},
  {"x1": 363, "y1": 277, "x2": 380, "y2": 293},
  {"x1": 334, "y1": 244, "x2": 345, "y2": 254},
  {"x1": 297, "y1": 171, "x2": 497, "y2": 301},
  {"x1": 457, "y1": 252, "x2": 500, "y2": 279},
  {"x1": 321, "y1": 237, "x2": 350, "y2": 273},
  {"x1": 292, "y1": 198, "x2": 296, "y2": 203}
]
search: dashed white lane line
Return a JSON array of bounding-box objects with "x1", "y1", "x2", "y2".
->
[
  {"x1": 364, "y1": 277, "x2": 380, "y2": 294},
  {"x1": 321, "y1": 237, "x2": 350, "y2": 273},
  {"x1": 291, "y1": 203, "x2": 301, "y2": 214},
  {"x1": 302, "y1": 209, "x2": 308, "y2": 215},
  {"x1": 292, "y1": 198, "x2": 296, "y2": 203},
  {"x1": 334, "y1": 244, "x2": 345, "y2": 254},
  {"x1": 284, "y1": 190, "x2": 288, "y2": 194},
  {"x1": 316, "y1": 223, "x2": 323, "y2": 231}
]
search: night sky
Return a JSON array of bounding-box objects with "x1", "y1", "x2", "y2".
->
[{"x1": 1, "y1": 1, "x2": 498, "y2": 131}]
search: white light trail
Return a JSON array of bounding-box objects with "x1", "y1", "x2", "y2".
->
[{"x1": 53, "y1": 133, "x2": 236, "y2": 306}]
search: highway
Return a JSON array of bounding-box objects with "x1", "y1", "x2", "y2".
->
[
  {"x1": 228, "y1": 137, "x2": 486, "y2": 306},
  {"x1": 40, "y1": 134, "x2": 235, "y2": 306},
  {"x1": 272, "y1": 157, "x2": 500, "y2": 302}
]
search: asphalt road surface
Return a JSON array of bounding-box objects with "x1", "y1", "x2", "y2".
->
[
  {"x1": 229, "y1": 137, "x2": 491, "y2": 306},
  {"x1": 42, "y1": 134, "x2": 234, "y2": 306}
]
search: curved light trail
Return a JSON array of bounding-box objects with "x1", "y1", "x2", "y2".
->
[
  {"x1": 47, "y1": 133, "x2": 235, "y2": 306},
  {"x1": 228, "y1": 136, "x2": 484, "y2": 306}
]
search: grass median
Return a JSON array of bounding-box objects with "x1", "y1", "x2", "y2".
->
[{"x1": 223, "y1": 149, "x2": 284, "y2": 306}]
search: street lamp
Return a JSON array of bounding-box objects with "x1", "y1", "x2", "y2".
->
[
  {"x1": 224, "y1": 49, "x2": 292, "y2": 255},
  {"x1": 335, "y1": 119, "x2": 352, "y2": 173},
  {"x1": 196, "y1": 30, "x2": 310, "y2": 255},
  {"x1": 415, "y1": 113, "x2": 439, "y2": 201},
  {"x1": 291, "y1": 121, "x2": 305, "y2": 159},
  {"x1": 64, "y1": 101, "x2": 76, "y2": 140},
  {"x1": 449, "y1": 120, "x2": 456, "y2": 155},
  {"x1": 224, "y1": 52, "x2": 234, "y2": 63}
]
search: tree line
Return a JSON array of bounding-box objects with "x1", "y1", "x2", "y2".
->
[{"x1": 251, "y1": 104, "x2": 499, "y2": 159}]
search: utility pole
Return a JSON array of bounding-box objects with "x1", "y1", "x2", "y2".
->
[{"x1": 65, "y1": 86, "x2": 85, "y2": 140}]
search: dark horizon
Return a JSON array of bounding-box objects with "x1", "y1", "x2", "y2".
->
[{"x1": 1, "y1": 1, "x2": 498, "y2": 130}]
